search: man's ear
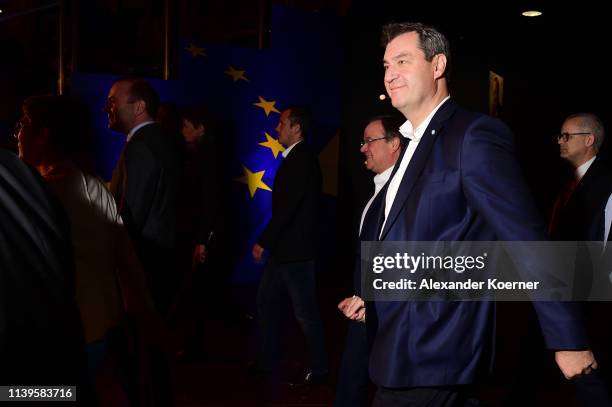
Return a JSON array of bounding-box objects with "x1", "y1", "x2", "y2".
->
[
  {"x1": 433, "y1": 54, "x2": 447, "y2": 80},
  {"x1": 291, "y1": 122, "x2": 302, "y2": 136},
  {"x1": 585, "y1": 133, "x2": 595, "y2": 148},
  {"x1": 391, "y1": 137, "x2": 401, "y2": 152},
  {"x1": 135, "y1": 100, "x2": 147, "y2": 116}
]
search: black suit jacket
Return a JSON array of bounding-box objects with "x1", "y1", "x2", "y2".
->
[
  {"x1": 110, "y1": 123, "x2": 181, "y2": 311},
  {"x1": 258, "y1": 141, "x2": 322, "y2": 263},
  {"x1": 553, "y1": 156, "x2": 612, "y2": 241},
  {"x1": 551, "y1": 156, "x2": 612, "y2": 300},
  {"x1": 111, "y1": 123, "x2": 181, "y2": 250}
]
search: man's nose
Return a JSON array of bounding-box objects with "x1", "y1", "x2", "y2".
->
[{"x1": 384, "y1": 68, "x2": 398, "y2": 84}]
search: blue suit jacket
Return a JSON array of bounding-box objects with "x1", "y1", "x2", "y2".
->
[{"x1": 368, "y1": 99, "x2": 588, "y2": 387}]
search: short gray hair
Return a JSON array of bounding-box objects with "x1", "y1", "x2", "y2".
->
[{"x1": 564, "y1": 113, "x2": 605, "y2": 152}]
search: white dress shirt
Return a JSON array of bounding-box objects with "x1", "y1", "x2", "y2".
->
[
  {"x1": 380, "y1": 96, "x2": 451, "y2": 236},
  {"x1": 282, "y1": 139, "x2": 302, "y2": 158},
  {"x1": 359, "y1": 166, "x2": 394, "y2": 236}
]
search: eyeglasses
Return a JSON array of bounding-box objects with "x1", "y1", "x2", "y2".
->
[
  {"x1": 360, "y1": 136, "x2": 386, "y2": 147},
  {"x1": 556, "y1": 132, "x2": 591, "y2": 142}
]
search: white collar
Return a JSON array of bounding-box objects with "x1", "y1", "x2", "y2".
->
[
  {"x1": 575, "y1": 155, "x2": 596, "y2": 181},
  {"x1": 374, "y1": 165, "x2": 394, "y2": 187},
  {"x1": 127, "y1": 121, "x2": 155, "y2": 142},
  {"x1": 282, "y1": 139, "x2": 302, "y2": 158},
  {"x1": 399, "y1": 96, "x2": 451, "y2": 141}
]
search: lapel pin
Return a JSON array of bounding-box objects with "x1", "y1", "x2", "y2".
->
[{"x1": 431, "y1": 130, "x2": 436, "y2": 135}]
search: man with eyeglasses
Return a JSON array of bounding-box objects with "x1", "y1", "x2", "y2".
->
[
  {"x1": 550, "y1": 113, "x2": 612, "y2": 242},
  {"x1": 549, "y1": 113, "x2": 612, "y2": 406},
  {"x1": 335, "y1": 115, "x2": 406, "y2": 407}
]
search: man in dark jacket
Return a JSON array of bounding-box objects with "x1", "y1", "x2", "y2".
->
[
  {"x1": 106, "y1": 76, "x2": 181, "y2": 314},
  {"x1": 251, "y1": 106, "x2": 328, "y2": 384}
]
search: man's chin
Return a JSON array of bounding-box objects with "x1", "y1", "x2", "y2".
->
[{"x1": 108, "y1": 122, "x2": 124, "y2": 133}]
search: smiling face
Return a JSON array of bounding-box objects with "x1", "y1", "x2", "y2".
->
[
  {"x1": 360, "y1": 120, "x2": 399, "y2": 174},
  {"x1": 383, "y1": 32, "x2": 447, "y2": 123}
]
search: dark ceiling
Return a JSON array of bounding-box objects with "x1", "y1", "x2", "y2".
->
[{"x1": 1, "y1": 0, "x2": 611, "y2": 152}]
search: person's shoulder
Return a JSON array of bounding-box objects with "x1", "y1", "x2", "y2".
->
[
  {"x1": 82, "y1": 172, "x2": 121, "y2": 224},
  {"x1": 0, "y1": 148, "x2": 48, "y2": 188},
  {"x1": 451, "y1": 106, "x2": 511, "y2": 135},
  {"x1": 291, "y1": 141, "x2": 318, "y2": 158},
  {"x1": 0, "y1": 148, "x2": 26, "y2": 170}
]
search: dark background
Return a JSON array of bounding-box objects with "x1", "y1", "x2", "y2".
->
[
  {"x1": 1, "y1": 1, "x2": 611, "y2": 403},
  {"x1": 2, "y1": 0, "x2": 610, "y2": 290}
]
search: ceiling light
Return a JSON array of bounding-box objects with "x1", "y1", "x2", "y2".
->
[{"x1": 522, "y1": 10, "x2": 543, "y2": 17}]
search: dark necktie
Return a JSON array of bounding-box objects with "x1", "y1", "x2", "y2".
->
[{"x1": 548, "y1": 178, "x2": 578, "y2": 238}]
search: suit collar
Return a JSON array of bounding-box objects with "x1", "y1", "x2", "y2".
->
[
  {"x1": 282, "y1": 139, "x2": 303, "y2": 158},
  {"x1": 575, "y1": 155, "x2": 596, "y2": 181},
  {"x1": 379, "y1": 99, "x2": 457, "y2": 240},
  {"x1": 575, "y1": 155, "x2": 605, "y2": 191},
  {"x1": 127, "y1": 121, "x2": 155, "y2": 142}
]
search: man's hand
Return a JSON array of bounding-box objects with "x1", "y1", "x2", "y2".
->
[
  {"x1": 252, "y1": 243, "x2": 264, "y2": 263},
  {"x1": 337, "y1": 295, "x2": 365, "y2": 322},
  {"x1": 555, "y1": 350, "x2": 597, "y2": 379}
]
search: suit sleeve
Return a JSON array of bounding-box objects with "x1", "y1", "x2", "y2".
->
[
  {"x1": 461, "y1": 115, "x2": 589, "y2": 350},
  {"x1": 123, "y1": 139, "x2": 162, "y2": 235},
  {"x1": 258, "y1": 153, "x2": 316, "y2": 249}
]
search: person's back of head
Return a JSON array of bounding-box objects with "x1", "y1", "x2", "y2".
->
[{"x1": 21, "y1": 94, "x2": 94, "y2": 172}]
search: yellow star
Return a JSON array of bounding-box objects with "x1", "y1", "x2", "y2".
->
[
  {"x1": 235, "y1": 165, "x2": 272, "y2": 198},
  {"x1": 253, "y1": 96, "x2": 280, "y2": 116},
  {"x1": 225, "y1": 66, "x2": 249, "y2": 82},
  {"x1": 185, "y1": 43, "x2": 206, "y2": 57},
  {"x1": 258, "y1": 132, "x2": 285, "y2": 158}
]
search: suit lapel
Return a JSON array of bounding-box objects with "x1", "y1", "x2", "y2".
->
[{"x1": 379, "y1": 100, "x2": 456, "y2": 240}]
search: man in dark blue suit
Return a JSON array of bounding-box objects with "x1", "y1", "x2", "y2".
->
[
  {"x1": 335, "y1": 115, "x2": 406, "y2": 406},
  {"x1": 364, "y1": 22, "x2": 597, "y2": 406}
]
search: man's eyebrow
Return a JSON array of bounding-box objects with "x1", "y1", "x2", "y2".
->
[{"x1": 383, "y1": 52, "x2": 411, "y2": 64}]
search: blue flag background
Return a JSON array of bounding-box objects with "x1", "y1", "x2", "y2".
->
[{"x1": 70, "y1": 5, "x2": 342, "y2": 283}]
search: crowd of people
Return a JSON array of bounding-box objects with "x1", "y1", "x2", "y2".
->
[{"x1": 1, "y1": 21, "x2": 611, "y2": 407}]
